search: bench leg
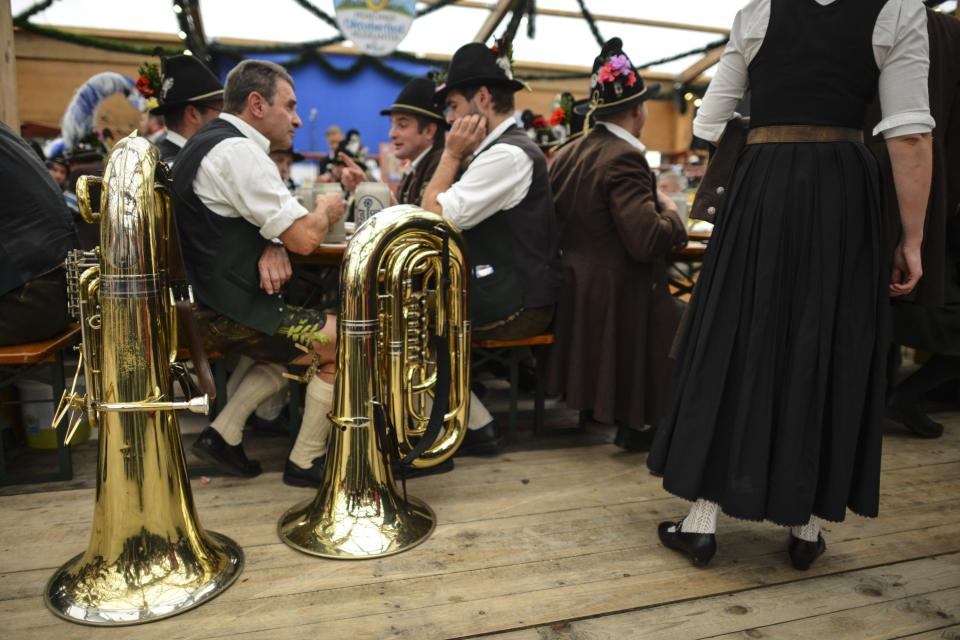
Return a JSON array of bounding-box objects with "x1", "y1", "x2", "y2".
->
[
  {"x1": 51, "y1": 349, "x2": 73, "y2": 481},
  {"x1": 533, "y1": 350, "x2": 546, "y2": 437},
  {"x1": 507, "y1": 349, "x2": 519, "y2": 443}
]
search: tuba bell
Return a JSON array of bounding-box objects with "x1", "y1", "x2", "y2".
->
[
  {"x1": 46, "y1": 133, "x2": 243, "y2": 625},
  {"x1": 279, "y1": 205, "x2": 471, "y2": 558}
]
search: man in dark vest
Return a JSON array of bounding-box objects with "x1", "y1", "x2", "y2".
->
[
  {"x1": 0, "y1": 122, "x2": 79, "y2": 347},
  {"x1": 422, "y1": 42, "x2": 563, "y2": 455},
  {"x1": 172, "y1": 59, "x2": 344, "y2": 487},
  {"x1": 546, "y1": 38, "x2": 688, "y2": 453},
  {"x1": 151, "y1": 55, "x2": 225, "y2": 167},
  {"x1": 381, "y1": 76, "x2": 446, "y2": 205}
]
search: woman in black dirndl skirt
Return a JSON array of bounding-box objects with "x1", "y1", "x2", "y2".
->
[{"x1": 647, "y1": 0, "x2": 934, "y2": 570}]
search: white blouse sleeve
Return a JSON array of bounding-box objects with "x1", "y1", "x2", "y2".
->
[
  {"x1": 872, "y1": 0, "x2": 935, "y2": 138},
  {"x1": 692, "y1": 0, "x2": 769, "y2": 143}
]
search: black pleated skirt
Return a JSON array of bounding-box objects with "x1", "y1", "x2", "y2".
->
[{"x1": 647, "y1": 141, "x2": 888, "y2": 526}]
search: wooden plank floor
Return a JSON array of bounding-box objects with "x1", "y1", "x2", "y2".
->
[{"x1": 0, "y1": 410, "x2": 957, "y2": 639}]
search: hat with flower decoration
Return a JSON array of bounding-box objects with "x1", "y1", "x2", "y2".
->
[
  {"x1": 434, "y1": 39, "x2": 526, "y2": 104},
  {"x1": 574, "y1": 38, "x2": 659, "y2": 116},
  {"x1": 141, "y1": 55, "x2": 223, "y2": 116}
]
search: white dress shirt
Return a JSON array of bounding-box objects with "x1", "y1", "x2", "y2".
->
[
  {"x1": 436, "y1": 118, "x2": 534, "y2": 231},
  {"x1": 193, "y1": 113, "x2": 308, "y2": 241},
  {"x1": 404, "y1": 147, "x2": 431, "y2": 174},
  {"x1": 596, "y1": 121, "x2": 646, "y2": 154},
  {"x1": 164, "y1": 130, "x2": 187, "y2": 150},
  {"x1": 693, "y1": 0, "x2": 935, "y2": 142}
]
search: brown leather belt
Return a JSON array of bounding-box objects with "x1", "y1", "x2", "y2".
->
[{"x1": 746, "y1": 125, "x2": 863, "y2": 145}]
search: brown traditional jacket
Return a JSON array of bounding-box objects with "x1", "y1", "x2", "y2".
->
[
  {"x1": 397, "y1": 144, "x2": 443, "y2": 206},
  {"x1": 545, "y1": 126, "x2": 688, "y2": 427}
]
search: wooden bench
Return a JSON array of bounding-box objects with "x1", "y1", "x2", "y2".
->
[
  {"x1": 472, "y1": 333, "x2": 555, "y2": 442},
  {"x1": 0, "y1": 325, "x2": 81, "y2": 485}
]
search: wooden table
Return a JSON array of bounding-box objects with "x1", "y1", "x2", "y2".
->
[{"x1": 298, "y1": 234, "x2": 709, "y2": 266}]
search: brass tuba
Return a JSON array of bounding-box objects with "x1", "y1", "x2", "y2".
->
[
  {"x1": 46, "y1": 133, "x2": 243, "y2": 625},
  {"x1": 279, "y1": 205, "x2": 470, "y2": 558}
]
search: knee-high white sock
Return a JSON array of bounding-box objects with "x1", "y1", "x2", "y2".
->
[
  {"x1": 255, "y1": 387, "x2": 288, "y2": 421},
  {"x1": 680, "y1": 499, "x2": 719, "y2": 534},
  {"x1": 468, "y1": 392, "x2": 493, "y2": 430},
  {"x1": 211, "y1": 363, "x2": 286, "y2": 445},
  {"x1": 791, "y1": 516, "x2": 820, "y2": 542},
  {"x1": 288, "y1": 377, "x2": 335, "y2": 469},
  {"x1": 226, "y1": 355, "x2": 256, "y2": 398}
]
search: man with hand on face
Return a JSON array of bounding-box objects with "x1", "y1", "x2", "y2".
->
[
  {"x1": 151, "y1": 55, "x2": 225, "y2": 167},
  {"x1": 172, "y1": 59, "x2": 344, "y2": 488},
  {"x1": 421, "y1": 42, "x2": 563, "y2": 455}
]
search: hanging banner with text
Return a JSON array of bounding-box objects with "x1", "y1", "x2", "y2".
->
[{"x1": 334, "y1": 0, "x2": 417, "y2": 57}]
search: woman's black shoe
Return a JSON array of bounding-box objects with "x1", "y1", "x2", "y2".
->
[
  {"x1": 614, "y1": 425, "x2": 655, "y2": 452},
  {"x1": 788, "y1": 534, "x2": 826, "y2": 570},
  {"x1": 657, "y1": 520, "x2": 717, "y2": 567},
  {"x1": 282, "y1": 456, "x2": 326, "y2": 488},
  {"x1": 886, "y1": 402, "x2": 944, "y2": 438},
  {"x1": 191, "y1": 427, "x2": 262, "y2": 477}
]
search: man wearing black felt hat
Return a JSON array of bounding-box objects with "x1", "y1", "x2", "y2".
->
[
  {"x1": 422, "y1": 40, "x2": 563, "y2": 455},
  {"x1": 150, "y1": 55, "x2": 224, "y2": 166},
  {"x1": 380, "y1": 76, "x2": 446, "y2": 206},
  {"x1": 546, "y1": 37, "x2": 687, "y2": 454}
]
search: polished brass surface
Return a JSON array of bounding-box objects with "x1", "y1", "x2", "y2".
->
[
  {"x1": 279, "y1": 205, "x2": 471, "y2": 559},
  {"x1": 47, "y1": 133, "x2": 243, "y2": 625}
]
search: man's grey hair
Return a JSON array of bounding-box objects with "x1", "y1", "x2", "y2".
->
[{"x1": 223, "y1": 59, "x2": 295, "y2": 114}]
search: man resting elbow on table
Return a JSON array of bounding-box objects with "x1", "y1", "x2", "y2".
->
[{"x1": 171, "y1": 59, "x2": 344, "y2": 488}]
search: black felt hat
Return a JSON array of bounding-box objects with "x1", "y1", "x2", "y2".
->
[
  {"x1": 151, "y1": 55, "x2": 224, "y2": 116},
  {"x1": 574, "y1": 38, "x2": 659, "y2": 116},
  {"x1": 434, "y1": 42, "x2": 525, "y2": 104},
  {"x1": 381, "y1": 77, "x2": 445, "y2": 122}
]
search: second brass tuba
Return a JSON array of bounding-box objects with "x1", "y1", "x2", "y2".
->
[
  {"x1": 279, "y1": 205, "x2": 470, "y2": 559},
  {"x1": 46, "y1": 133, "x2": 243, "y2": 625}
]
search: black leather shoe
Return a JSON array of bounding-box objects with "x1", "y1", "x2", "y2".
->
[
  {"x1": 191, "y1": 427, "x2": 262, "y2": 477},
  {"x1": 614, "y1": 425, "x2": 655, "y2": 452},
  {"x1": 788, "y1": 534, "x2": 826, "y2": 570},
  {"x1": 658, "y1": 520, "x2": 717, "y2": 567},
  {"x1": 455, "y1": 421, "x2": 503, "y2": 456},
  {"x1": 283, "y1": 456, "x2": 326, "y2": 488},
  {"x1": 393, "y1": 457, "x2": 455, "y2": 479},
  {"x1": 246, "y1": 408, "x2": 290, "y2": 438},
  {"x1": 886, "y1": 402, "x2": 944, "y2": 438}
]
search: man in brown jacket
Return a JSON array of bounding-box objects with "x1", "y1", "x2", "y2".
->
[
  {"x1": 381, "y1": 77, "x2": 446, "y2": 206},
  {"x1": 546, "y1": 38, "x2": 687, "y2": 452}
]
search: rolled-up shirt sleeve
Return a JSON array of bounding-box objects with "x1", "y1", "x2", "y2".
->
[
  {"x1": 692, "y1": 6, "x2": 756, "y2": 142},
  {"x1": 436, "y1": 143, "x2": 533, "y2": 231},
  {"x1": 196, "y1": 137, "x2": 308, "y2": 240},
  {"x1": 872, "y1": 0, "x2": 935, "y2": 138}
]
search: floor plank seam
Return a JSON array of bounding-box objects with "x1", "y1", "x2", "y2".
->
[{"x1": 447, "y1": 553, "x2": 960, "y2": 640}]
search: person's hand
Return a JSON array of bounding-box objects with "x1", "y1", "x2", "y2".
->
[
  {"x1": 656, "y1": 188, "x2": 678, "y2": 212},
  {"x1": 316, "y1": 192, "x2": 344, "y2": 225},
  {"x1": 445, "y1": 114, "x2": 487, "y2": 161},
  {"x1": 258, "y1": 244, "x2": 292, "y2": 295},
  {"x1": 890, "y1": 240, "x2": 923, "y2": 297},
  {"x1": 338, "y1": 153, "x2": 367, "y2": 193}
]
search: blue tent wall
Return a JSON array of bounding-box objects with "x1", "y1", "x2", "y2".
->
[{"x1": 215, "y1": 53, "x2": 438, "y2": 155}]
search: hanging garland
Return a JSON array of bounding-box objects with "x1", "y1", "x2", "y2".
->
[
  {"x1": 15, "y1": 20, "x2": 182, "y2": 56},
  {"x1": 289, "y1": 0, "x2": 341, "y2": 31},
  {"x1": 575, "y1": 0, "x2": 605, "y2": 48},
  {"x1": 12, "y1": 0, "x2": 60, "y2": 24}
]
